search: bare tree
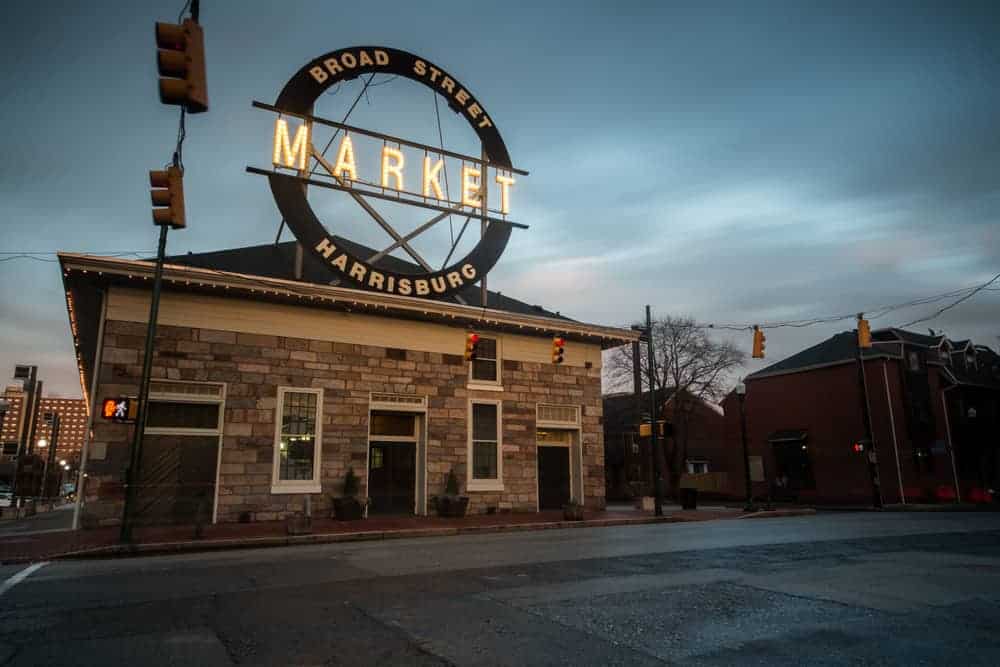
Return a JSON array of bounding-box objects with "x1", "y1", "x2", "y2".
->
[{"x1": 606, "y1": 315, "x2": 746, "y2": 495}]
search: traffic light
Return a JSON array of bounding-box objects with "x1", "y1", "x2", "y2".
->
[
  {"x1": 464, "y1": 332, "x2": 480, "y2": 361},
  {"x1": 551, "y1": 336, "x2": 565, "y2": 364},
  {"x1": 752, "y1": 326, "x2": 766, "y2": 359},
  {"x1": 852, "y1": 439, "x2": 870, "y2": 454},
  {"x1": 150, "y1": 166, "x2": 186, "y2": 228},
  {"x1": 857, "y1": 315, "x2": 872, "y2": 349},
  {"x1": 155, "y1": 19, "x2": 208, "y2": 113}
]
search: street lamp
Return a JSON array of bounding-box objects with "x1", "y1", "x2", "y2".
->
[
  {"x1": 736, "y1": 382, "x2": 755, "y2": 512},
  {"x1": 36, "y1": 438, "x2": 48, "y2": 449}
]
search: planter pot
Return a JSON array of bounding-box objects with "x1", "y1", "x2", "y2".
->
[
  {"x1": 286, "y1": 514, "x2": 312, "y2": 535},
  {"x1": 333, "y1": 497, "x2": 364, "y2": 521},
  {"x1": 563, "y1": 504, "x2": 585, "y2": 521},
  {"x1": 435, "y1": 495, "x2": 469, "y2": 518}
]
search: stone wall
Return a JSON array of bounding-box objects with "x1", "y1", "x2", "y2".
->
[{"x1": 82, "y1": 316, "x2": 604, "y2": 526}]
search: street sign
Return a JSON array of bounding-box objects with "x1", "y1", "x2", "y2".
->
[{"x1": 101, "y1": 397, "x2": 139, "y2": 423}]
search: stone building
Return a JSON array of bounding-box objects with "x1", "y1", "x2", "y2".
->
[{"x1": 60, "y1": 243, "x2": 636, "y2": 526}]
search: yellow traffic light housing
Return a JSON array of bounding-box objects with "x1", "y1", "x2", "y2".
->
[
  {"x1": 150, "y1": 166, "x2": 186, "y2": 229},
  {"x1": 551, "y1": 336, "x2": 565, "y2": 364},
  {"x1": 155, "y1": 19, "x2": 208, "y2": 113},
  {"x1": 752, "y1": 326, "x2": 766, "y2": 359},
  {"x1": 857, "y1": 315, "x2": 872, "y2": 349},
  {"x1": 464, "y1": 332, "x2": 480, "y2": 361}
]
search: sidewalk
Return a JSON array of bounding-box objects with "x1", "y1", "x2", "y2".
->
[{"x1": 0, "y1": 505, "x2": 820, "y2": 564}]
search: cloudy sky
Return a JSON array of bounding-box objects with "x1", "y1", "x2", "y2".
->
[{"x1": 1, "y1": 0, "x2": 998, "y2": 397}]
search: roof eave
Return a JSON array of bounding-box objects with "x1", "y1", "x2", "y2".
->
[{"x1": 58, "y1": 253, "x2": 640, "y2": 346}]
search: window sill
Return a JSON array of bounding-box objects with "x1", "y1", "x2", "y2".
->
[
  {"x1": 466, "y1": 480, "x2": 505, "y2": 492},
  {"x1": 270, "y1": 483, "x2": 322, "y2": 495},
  {"x1": 467, "y1": 382, "x2": 503, "y2": 392}
]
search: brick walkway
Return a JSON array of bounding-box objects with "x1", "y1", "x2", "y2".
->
[{"x1": 0, "y1": 508, "x2": 745, "y2": 564}]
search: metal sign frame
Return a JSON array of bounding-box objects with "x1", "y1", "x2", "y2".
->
[{"x1": 248, "y1": 46, "x2": 524, "y2": 298}]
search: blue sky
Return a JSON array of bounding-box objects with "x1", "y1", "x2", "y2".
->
[{"x1": 1, "y1": 0, "x2": 998, "y2": 396}]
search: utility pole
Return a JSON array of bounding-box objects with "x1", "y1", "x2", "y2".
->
[
  {"x1": 645, "y1": 306, "x2": 664, "y2": 516},
  {"x1": 120, "y1": 222, "x2": 170, "y2": 543},
  {"x1": 855, "y1": 316, "x2": 882, "y2": 509},
  {"x1": 737, "y1": 383, "x2": 755, "y2": 511}
]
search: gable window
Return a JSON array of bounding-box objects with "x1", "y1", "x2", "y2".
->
[
  {"x1": 469, "y1": 336, "x2": 501, "y2": 387},
  {"x1": 908, "y1": 351, "x2": 921, "y2": 372},
  {"x1": 271, "y1": 387, "x2": 323, "y2": 494},
  {"x1": 468, "y1": 399, "x2": 503, "y2": 491}
]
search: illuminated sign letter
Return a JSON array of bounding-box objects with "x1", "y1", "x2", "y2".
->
[
  {"x1": 272, "y1": 119, "x2": 309, "y2": 171},
  {"x1": 462, "y1": 165, "x2": 481, "y2": 207},
  {"x1": 381, "y1": 146, "x2": 405, "y2": 190},
  {"x1": 333, "y1": 135, "x2": 358, "y2": 181},
  {"x1": 423, "y1": 156, "x2": 445, "y2": 199},
  {"x1": 495, "y1": 173, "x2": 515, "y2": 214}
]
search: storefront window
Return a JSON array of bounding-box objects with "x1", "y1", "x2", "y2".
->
[
  {"x1": 273, "y1": 388, "x2": 322, "y2": 490},
  {"x1": 470, "y1": 337, "x2": 499, "y2": 384},
  {"x1": 471, "y1": 401, "x2": 499, "y2": 482}
]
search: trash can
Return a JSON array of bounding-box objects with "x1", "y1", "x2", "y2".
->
[{"x1": 680, "y1": 487, "x2": 698, "y2": 510}]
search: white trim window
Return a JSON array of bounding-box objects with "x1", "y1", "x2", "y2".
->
[
  {"x1": 467, "y1": 399, "x2": 503, "y2": 491},
  {"x1": 271, "y1": 387, "x2": 323, "y2": 494},
  {"x1": 469, "y1": 335, "x2": 502, "y2": 390}
]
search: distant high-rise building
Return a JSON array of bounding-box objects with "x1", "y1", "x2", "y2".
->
[{"x1": 0, "y1": 385, "x2": 88, "y2": 461}]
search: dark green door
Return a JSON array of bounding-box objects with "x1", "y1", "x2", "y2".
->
[{"x1": 368, "y1": 442, "x2": 416, "y2": 515}]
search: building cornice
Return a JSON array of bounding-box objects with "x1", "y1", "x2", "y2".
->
[{"x1": 59, "y1": 253, "x2": 639, "y2": 346}]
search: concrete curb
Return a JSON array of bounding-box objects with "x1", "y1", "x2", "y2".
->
[
  {"x1": 737, "y1": 508, "x2": 817, "y2": 520},
  {"x1": 29, "y1": 515, "x2": 687, "y2": 563}
]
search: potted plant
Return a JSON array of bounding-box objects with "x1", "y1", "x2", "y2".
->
[
  {"x1": 563, "y1": 498, "x2": 585, "y2": 521},
  {"x1": 434, "y1": 468, "x2": 469, "y2": 518},
  {"x1": 332, "y1": 467, "x2": 365, "y2": 520}
]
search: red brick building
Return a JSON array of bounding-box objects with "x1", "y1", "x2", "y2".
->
[
  {"x1": 60, "y1": 243, "x2": 636, "y2": 527},
  {"x1": 722, "y1": 328, "x2": 1000, "y2": 505}
]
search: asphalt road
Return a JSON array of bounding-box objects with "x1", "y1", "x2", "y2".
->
[{"x1": 1, "y1": 511, "x2": 999, "y2": 666}]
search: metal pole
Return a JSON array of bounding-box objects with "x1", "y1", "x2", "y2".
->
[
  {"x1": 120, "y1": 223, "x2": 170, "y2": 543},
  {"x1": 739, "y1": 391, "x2": 754, "y2": 511},
  {"x1": 645, "y1": 306, "x2": 664, "y2": 516},
  {"x1": 855, "y1": 338, "x2": 882, "y2": 509},
  {"x1": 42, "y1": 413, "x2": 60, "y2": 499}
]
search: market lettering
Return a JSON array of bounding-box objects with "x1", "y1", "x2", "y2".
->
[
  {"x1": 275, "y1": 125, "x2": 515, "y2": 213},
  {"x1": 313, "y1": 238, "x2": 479, "y2": 295},
  {"x1": 272, "y1": 118, "x2": 309, "y2": 171}
]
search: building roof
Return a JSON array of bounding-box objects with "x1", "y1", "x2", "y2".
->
[
  {"x1": 603, "y1": 389, "x2": 675, "y2": 433},
  {"x1": 749, "y1": 326, "x2": 1000, "y2": 388},
  {"x1": 162, "y1": 240, "x2": 570, "y2": 321},
  {"x1": 746, "y1": 331, "x2": 893, "y2": 380}
]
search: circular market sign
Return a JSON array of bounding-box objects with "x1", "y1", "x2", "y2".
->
[{"x1": 249, "y1": 46, "x2": 527, "y2": 298}]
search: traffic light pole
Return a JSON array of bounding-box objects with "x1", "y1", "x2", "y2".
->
[
  {"x1": 42, "y1": 413, "x2": 60, "y2": 498},
  {"x1": 120, "y1": 223, "x2": 169, "y2": 543},
  {"x1": 855, "y1": 341, "x2": 882, "y2": 509},
  {"x1": 645, "y1": 306, "x2": 664, "y2": 516}
]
